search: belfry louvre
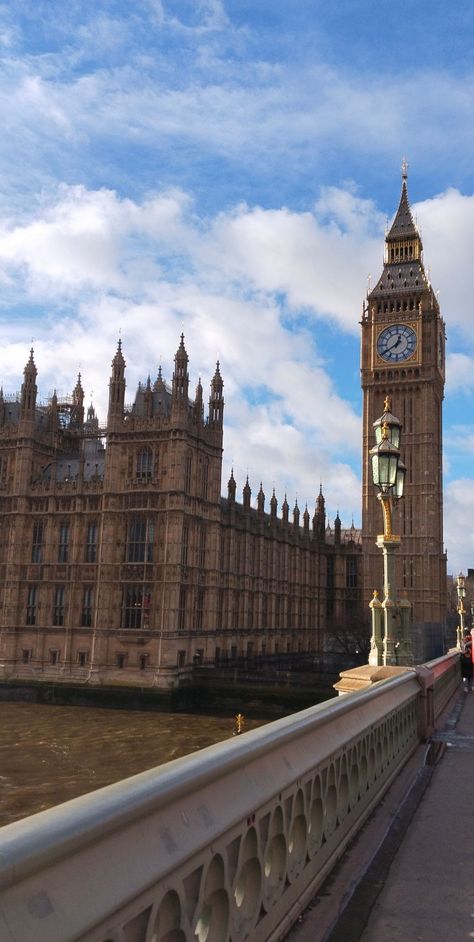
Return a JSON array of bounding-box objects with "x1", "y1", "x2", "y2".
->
[{"x1": 0, "y1": 335, "x2": 362, "y2": 688}]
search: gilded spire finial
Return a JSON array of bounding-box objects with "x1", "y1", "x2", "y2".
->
[
  {"x1": 401, "y1": 157, "x2": 408, "y2": 180},
  {"x1": 384, "y1": 395, "x2": 392, "y2": 413}
]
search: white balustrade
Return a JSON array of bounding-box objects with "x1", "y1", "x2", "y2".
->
[{"x1": 0, "y1": 653, "x2": 460, "y2": 942}]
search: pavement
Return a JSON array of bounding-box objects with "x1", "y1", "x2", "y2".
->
[{"x1": 288, "y1": 682, "x2": 474, "y2": 942}]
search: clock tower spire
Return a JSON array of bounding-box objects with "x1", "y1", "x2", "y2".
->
[{"x1": 361, "y1": 166, "x2": 447, "y2": 659}]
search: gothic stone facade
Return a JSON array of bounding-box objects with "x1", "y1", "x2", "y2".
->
[
  {"x1": 361, "y1": 170, "x2": 447, "y2": 659},
  {"x1": 0, "y1": 337, "x2": 362, "y2": 688}
]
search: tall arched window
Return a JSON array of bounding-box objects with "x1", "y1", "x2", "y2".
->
[
  {"x1": 127, "y1": 516, "x2": 154, "y2": 563},
  {"x1": 136, "y1": 447, "x2": 152, "y2": 479},
  {"x1": 184, "y1": 453, "x2": 192, "y2": 493}
]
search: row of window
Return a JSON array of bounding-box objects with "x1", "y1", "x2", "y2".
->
[
  {"x1": 30, "y1": 518, "x2": 361, "y2": 588},
  {"x1": 25, "y1": 572, "x2": 359, "y2": 631},
  {"x1": 26, "y1": 585, "x2": 94, "y2": 627},
  {"x1": 25, "y1": 584, "x2": 151, "y2": 630},
  {"x1": 31, "y1": 518, "x2": 154, "y2": 565},
  {"x1": 32, "y1": 520, "x2": 98, "y2": 564},
  {"x1": 135, "y1": 448, "x2": 210, "y2": 498}
]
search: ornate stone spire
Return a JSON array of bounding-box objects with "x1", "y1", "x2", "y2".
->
[
  {"x1": 209, "y1": 360, "x2": 224, "y2": 428},
  {"x1": 257, "y1": 482, "x2": 265, "y2": 513},
  {"x1": 172, "y1": 334, "x2": 189, "y2": 407},
  {"x1": 243, "y1": 475, "x2": 251, "y2": 509},
  {"x1": 144, "y1": 374, "x2": 153, "y2": 418},
  {"x1": 20, "y1": 348, "x2": 37, "y2": 419},
  {"x1": 86, "y1": 402, "x2": 98, "y2": 428},
  {"x1": 72, "y1": 372, "x2": 84, "y2": 427},
  {"x1": 73, "y1": 372, "x2": 83, "y2": 402},
  {"x1": 227, "y1": 468, "x2": 236, "y2": 501},
  {"x1": 386, "y1": 161, "x2": 420, "y2": 243},
  {"x1": 270, "y1": 488, "x2": 277, "y2": 519},
  {"x1": 108, "y1": 338, "x2": 126, "y2": 425},
  {"x1": 314, "y1": 484, "x2": 326, "y2": 541},
  {"x1": 293, "y1": 499, "x2": 300, "y2": 527},
  {"x1": 193, "y1": 377, "x2": 204, "y2": 423},
  {"x1": 369, "y1": 162, "x2": 429, "y2": 301},
  {"x1": 154, "y1": 364, "x2": 165, "y2": 392}
]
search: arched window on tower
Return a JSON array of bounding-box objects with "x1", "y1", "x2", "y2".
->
[
  {"x1": 201, "y1": 459, "x2": 209, "y2": 500},
  {"x1": 127, "y1": 516, "x2": 154, "y2": 563},
  {"x1": 136, "y1": 447, "x2": 152, "y2": 479},
  {"x1": 31, "y1": 520, "x2": 44, "y2": 563},
  {"x1": 184, "y1": 453, "x2": 192, "y2": 494}
]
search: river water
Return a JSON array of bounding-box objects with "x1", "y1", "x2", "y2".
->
[{"x1": 0, "y1": 701, "x2": 266, "y2": 827}]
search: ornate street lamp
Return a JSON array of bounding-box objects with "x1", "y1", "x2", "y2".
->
[
  {"x1": 368, "y1": 396, "x2": 413, "y2": 666},
  {"x1": 456, "y1": 572, "x2": 466, "y2": 650}
]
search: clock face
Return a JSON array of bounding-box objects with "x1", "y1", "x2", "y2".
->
[{"x1": 377, "y1": 324, "x2": 417, "y2": 363}]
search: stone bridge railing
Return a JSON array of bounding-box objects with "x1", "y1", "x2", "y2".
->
[{"x1": 0, "y1": 653, "x2": 460, "y2": 942}]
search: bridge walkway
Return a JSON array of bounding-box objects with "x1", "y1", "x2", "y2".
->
[{"x1": 290, "y1": 682, "x2": 473, "y2": 942}]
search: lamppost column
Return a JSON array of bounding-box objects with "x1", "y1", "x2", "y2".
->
[
  {"x1": 378, "y1": 536, "x2": 400, "y2": 665},
  {"x1": 368, "y1": 396, "x2": 412, "y2": 667},
  {"x1": 369, "y1": 590, "x2": 383, "y2": 666}
]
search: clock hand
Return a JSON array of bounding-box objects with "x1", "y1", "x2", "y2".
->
[{"x1": 386, "y1": 334, "x2": 402, "y2": 350}]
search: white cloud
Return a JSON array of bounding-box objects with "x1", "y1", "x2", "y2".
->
[
  {"x1": 446, "y1": 353, "x2": 474, "y2": 394},
  {"x1": 1, "y1": 179, "x2": 474, "y2": 559},
  {"x1": 0, "y1": 182, "x2": 366, "y2": 524},
  {"x1": 444, "y1": 479, "x2": 474, "y2": 575},
  {"x1": 415, "y1": 189, "x2": 474, "y2": 333}
]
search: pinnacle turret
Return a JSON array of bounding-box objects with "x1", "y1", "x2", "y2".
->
[
  {"x1": 154, "y1": 365, "x2": 165, "y2": 392},
  {"x1": 172, "y1": 334, "x2": 189, "y2": 406},
  {"x1": 293, "y1": 499, "x2": 300, "y2": 527},
  {"x1": 243, "y1": 476, "x2": 251, "y2": 509},
  {"x1": 227, "y1": 468, "x2": 236, "y2": 501},
  {"x1": 108, "y1": 338, "x2": 126, "y2": 426},
  {"x1": 314, "y1": 484, "x2": 326, "y2": 541},
  {"x1": 270, "y1": 488, "x2": 277, "y2": 518},
  {"x1": 20, "y1": 348, "x2": 37, "y2": 419},
  {"x1": 194, "y1": 377, "x2": 204, "y2": 423},
  {"x1": 209, "y1": 360, "x2": 224, "y2": 427}
]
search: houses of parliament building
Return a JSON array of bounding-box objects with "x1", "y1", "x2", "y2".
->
[
  {"x1": 0, "y1": 168, "x2": 448, "y2": 688},
  {"x1": 0, "y1": 337, "x2": 363, "y2": 688}
]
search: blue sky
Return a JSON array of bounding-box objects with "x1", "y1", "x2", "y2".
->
[{"x1": 1, "y1": 0, "x2": 474, "y2": 573}]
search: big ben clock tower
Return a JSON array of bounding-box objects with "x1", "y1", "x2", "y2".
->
[{"x1": 361, "y1": 164, "x2": 447, "y2": 659}]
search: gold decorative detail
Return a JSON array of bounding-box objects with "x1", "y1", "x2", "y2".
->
[
  {"x1": 381, "y1": 494, "x2": 392, "y2": 539},
  {"x1": 383, "y1": 395, "x2": 392, "y2": 413},
  {"x1": 373, "y1": 590, "x2": 379, "y2": 598},
  {"x1": 381, "y1": 422, "x2": 389, "y2": 441}
]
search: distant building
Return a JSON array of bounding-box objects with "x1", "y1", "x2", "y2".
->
[{"x1": 0, "y1": 336, "x2": 363, "y2": 688}]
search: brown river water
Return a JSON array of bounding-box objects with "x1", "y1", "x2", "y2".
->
[{"x1": 0, "y1": 701, "x2": 266, "y2": 827}]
